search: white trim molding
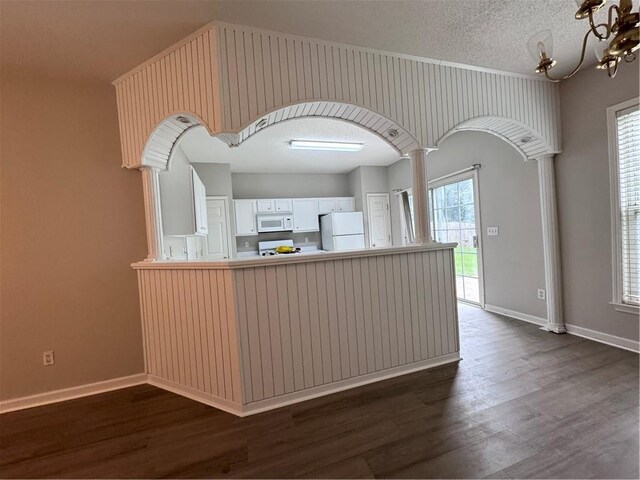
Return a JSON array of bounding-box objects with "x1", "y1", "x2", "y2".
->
[
  {"x1": 537, "y1": 155, "x2": 566, "y2": 333},
  {"x1": 484, "y1": 304, "x2": 639, "y2": 353},
  {"x1": 565, "y1": 323, "x2": 640, "y2": 353},
  {"x1": 0, "y1": 374, "x2": 147, "y2": 414},
  {"x1": 483, "y1": 304, "x2": 547, "y2": 327}
]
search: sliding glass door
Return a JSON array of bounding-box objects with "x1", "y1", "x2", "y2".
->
[
  {"x1": 429, "y1": 175, "x2": 483, "y2": 305},
  {"x1": 399, "y1": 171, "x2": 484, "y2": 305}
]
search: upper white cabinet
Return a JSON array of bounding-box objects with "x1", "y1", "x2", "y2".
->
[
  {"x1": 318, "y1": 197, "x2": 355, "y2": 214},
  {"x1": 292, "y1": 198, "x2": 320, "y2": 232},
  {"x1": 275, "y1": 199, "x2": 293, "y2": 212},
  {"x1": 318, "y1": 198, "x2": 338, "y2": 215},
  {"x1": 234, "y1": 200, "x2": 257, "y2": 236},
  {"x1": 191, "y1": 168, "x2": 208, "y2": 235},
  {"x1": 256, "y1": 199, "x2": 275, "y2": 213},
  {"x1": 337, "y1": 197, "x2": 355, "y2": 212}
]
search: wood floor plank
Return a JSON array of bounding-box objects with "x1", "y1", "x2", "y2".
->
[{"x1": 0, "y1": 303, "x2": 637, "y2": 479}]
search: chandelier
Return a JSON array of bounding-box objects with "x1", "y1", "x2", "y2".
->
[{"x1": 528, "y1": 0, "x2": 639, "y2": 80}]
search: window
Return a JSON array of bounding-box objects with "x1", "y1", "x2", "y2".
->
[{"x1": 608, "y1": 97, "x2": 640, "y2": 313}]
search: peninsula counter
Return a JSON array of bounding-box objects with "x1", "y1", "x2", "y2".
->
[{"x1": 133, "y1": 243, "x2": 460, "y2": 416}]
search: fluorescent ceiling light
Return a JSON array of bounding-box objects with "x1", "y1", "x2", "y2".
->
[{"x1": 289, "y1": 140, "x2": 364, "y2": 152}]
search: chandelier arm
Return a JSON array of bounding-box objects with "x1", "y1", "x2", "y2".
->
[
  {"x1": 543, "y1": 28, "x2": 593, "y2": 82},
  {"x1": 588, "y1": 7, "x2": 612, "y2": 40}
]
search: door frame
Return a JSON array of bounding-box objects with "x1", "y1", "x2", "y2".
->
[
  {"x1": 428, "y1": 170, "x2": 485, "y2": 307},
  {"x1": 205, "y1": 196, "x2": 234, "y2": 259},
  {"x1": 366, "y1": 193, "x2": 392, "y2": 249}
]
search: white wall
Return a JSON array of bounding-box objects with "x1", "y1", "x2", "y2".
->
[
  {"x1": 388, "y1": 131, "x2": 547, "y2": 319},
  {"x1": 556, "y1": 63, "x2": 639, "y2": 342},
  {"x1": 159, "y1": 147, "x2": 195, "y2": 235},
  {"x1": 192, "y1": 163, "x2": 233, "y2": 198},
  {"x1": 232, "y1": 173, "x2": 350, "y2": 199}
]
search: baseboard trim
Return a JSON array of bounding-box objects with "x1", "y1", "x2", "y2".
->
[
  {"x1": 146, "y1": 375, "x2": 243, "y2": 417},
  {"x1": 484, "y1": 304, "x2": 639, "y2": 353},
  {"x1": 484, "y1": 304, "x2": 547, "y2": 327},
  {"x1": 565, "y1": 323, "x2": 639, "y2": 353},
  {"x1": 242, "y1": 352, "x2": 461, "y2": 416},
  {"x1": 0, "y1": 373, "x2": 147, "y2": 414}
]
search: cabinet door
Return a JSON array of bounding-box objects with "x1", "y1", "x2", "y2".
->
[
  {"x1": 292, "y1": 198, "x2": 319, "y2": 232},
  {"x1": 256, "y1": 199, "x2": 275, "y2": 213},
  {"x1": 234, "y1": 200, "x2": 257, "y2": 236},
  {"x1": 275, "y1": 199, "x2": 293, "y2": 212},
  {"x1": 318, "y1": 198, "x2": 338, "y2": 214},
  {"x1": 337, "y1": 197, "x2": 355, "y2": 212},
  {"x1": 191, "y1": 168, "x2": 208, "y2": 234}
]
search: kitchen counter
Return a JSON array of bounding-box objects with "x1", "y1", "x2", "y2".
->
[
  {"x1": 133, "y1": 243, "x2": 457, "y2": 270},
  {"x1": 134, "y1": 242, "x2": 460, "y2": 416}
]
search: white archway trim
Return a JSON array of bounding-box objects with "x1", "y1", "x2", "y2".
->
[
  {"x1": 537, "y1": 155, "x2": 565, "y2": 334},
  {"x1": 215, "y1": 101, "x2": 422, "y2": 155},
  {"x1": 141, "y1": 114, "x2": 203, "y2": 170},
  {"x1": 438, "y1": 116, "x2": 558, "y2": 160}
]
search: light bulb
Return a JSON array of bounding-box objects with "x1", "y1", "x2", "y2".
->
[{"x1": 527, "y1": 30, "x2": 554, "y2": 62}]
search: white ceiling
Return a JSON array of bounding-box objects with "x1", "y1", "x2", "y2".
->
[
  {"x1": 3, "y1": 0, "x2": 634, "y2": 81},
  {"x1": 179, "y1": 117, "x2": 400, "y2": 174}
]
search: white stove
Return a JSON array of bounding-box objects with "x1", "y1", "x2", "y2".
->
[{"x1": 258, "y1": 239, "x2": 300, "y2": 257}]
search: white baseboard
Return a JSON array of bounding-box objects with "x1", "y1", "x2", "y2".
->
[
  {"x1": 484, "y1": 304, "x2": 639, "y2": 353},
  {"x1": 146, "y1": 375, "x2": 243, "y2": 416},
  {"x1": 0, "y1": 354, "x2": 461, "y2": 417},
  {"x1": 565, "y1": 323, "x2": 639, "y2": 353},
  {"x1": 0, "y1": 373, "x2": 147, "y2": 414},
  {"x1": 484, "y1": 304, "x2": 547, "y2": 327},
  {"x1": 242, "y1": 352, "x2": 461, "y2": 416}
]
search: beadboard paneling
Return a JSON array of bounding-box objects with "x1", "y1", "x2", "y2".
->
[
  {"x1": 233, "y1": 248, "x2": 459, "y2": 404},
  {"x1": 137, "y1": 268, "x2": 243, "y2": 405},
  {"x1": 215, "y1": 23, "x2": 560, "y2": 156},
  {"x1": 113, "y1": 26, "x2": 221, "y2": 169}
]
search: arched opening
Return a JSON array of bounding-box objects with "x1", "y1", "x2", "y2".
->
[
  {"x1": 215, "y1": 101, "x2": 421, "y2": 155},
  {"x1": 437, "y1": 116, "x2": 557, "y2": 160}
]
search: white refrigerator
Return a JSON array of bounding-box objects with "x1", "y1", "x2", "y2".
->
[{"x1": 320, "y1": 212, "x2": 366, "y2": 251}]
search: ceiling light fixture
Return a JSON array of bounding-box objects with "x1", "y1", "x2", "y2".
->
[
  {"x1": 528, "y1": 0, "x2": 638, "y2": 80},
  {"x1": 289, "y1": 140, "x2": 364, "y2": 152}
]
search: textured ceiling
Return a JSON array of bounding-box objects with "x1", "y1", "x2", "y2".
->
[
  {"x1": 179, "y1": 117, "x2": 400, "y2": 174},
  {"x1": 1, "y1": 0, "x2": 627, "y2": 82}
]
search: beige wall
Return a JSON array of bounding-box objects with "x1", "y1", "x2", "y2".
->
[
  {"x1": 0, "y1": 66, "x2": 147, "y2": 400},
  {"x1": 387, "y1": 131, "x2": 547, "y2": 319},
  {"x1": 556, "y1": 63, "x2": 639, "y2": 342}
]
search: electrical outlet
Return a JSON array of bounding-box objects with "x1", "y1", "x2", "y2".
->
[
  {"x1": 487, "y1": 226, "x2": 499, "y2": 236},
  {"x1": 304, "y1": 237, "x2": 309, "y2": 244},
  {"x1": 43, "y1": 350, "x2": 55, "y2": 366},
  {"x1": 537, "y1": 289, "x2": 546, "y2": 301},
  {"x1": 244, "y1": 241, "x2": 249, "y2": 248}
]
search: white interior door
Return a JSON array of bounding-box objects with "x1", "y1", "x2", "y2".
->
[
  {"x1": 367, "y1": 193, "x2": 392, "y2": 248},
  {"x1": 206, "y1": 198, "x2": 230, "y2": 259}
]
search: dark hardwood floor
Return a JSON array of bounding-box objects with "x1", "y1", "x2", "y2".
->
[{"x1": 1, "y1": 303, "x2": 638, "y2": 479}]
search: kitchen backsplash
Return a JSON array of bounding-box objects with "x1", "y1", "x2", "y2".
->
[{"x1": 236, "y1": 232, "x2": 322, "y2": 252}]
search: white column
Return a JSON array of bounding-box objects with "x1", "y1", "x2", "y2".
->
[
  {"x1": 537, "y1": 155, "x2": 566, "y2": 333},
  {"x1": 140, "y1": 166, "x2": 165, "y2": 261},
  {"x1": 410, "y1": 148, "x2": 435, "y2": 244}
]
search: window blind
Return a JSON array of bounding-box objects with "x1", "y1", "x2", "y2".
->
[{"x1": 616, "y1": 106, "x2": 640, "y2": 305}]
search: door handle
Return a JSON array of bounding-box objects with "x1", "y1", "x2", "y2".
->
[{"x1": 473, "y1": 235, "x2": 478, "y2": 248}]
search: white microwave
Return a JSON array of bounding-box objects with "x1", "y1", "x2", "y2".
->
[{"x1": 257, "y1": 214, "x2": 293, "y2": 233}]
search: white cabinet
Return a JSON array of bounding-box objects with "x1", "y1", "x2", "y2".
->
[
  {"x1": 337, "y1": 197, "x2": 355, "y2": 212},
  {"x1": 234, "y1": 200, "x2": 257, "y2": 236},
  {"x1": 318, "y1": 198, "x2": 338, "y2": 214},
  {"x1": 318, "y1": 197, "x2": 354, "y2": 214},
  {"x1": 275, "y1": 199, "x2": 293, "y2": 212},
  {"x1": 191, "y1": 168, "x2": 208, "y2": 235},
  {"x1": 292, "y1": 198, "x2": 320, "y2": 232},
  {"x1": 256, "y1": 199, "x2": 275, "y2": 213},
  {"x1": 164, "y1": 235, "x2": 206, "y2": 260}
]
